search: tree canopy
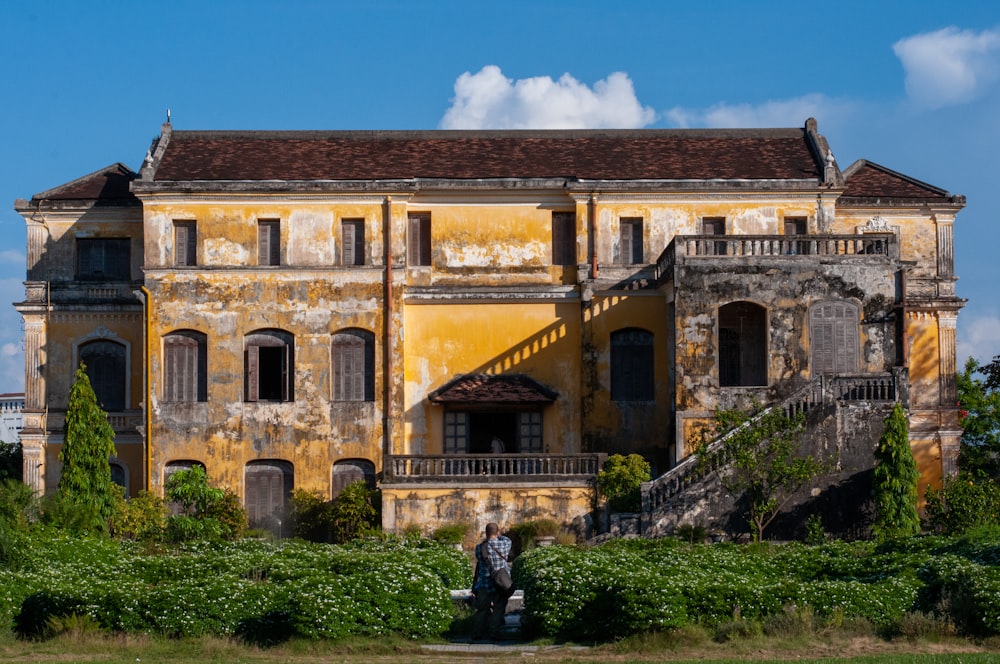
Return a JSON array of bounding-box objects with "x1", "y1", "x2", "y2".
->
[
  {"x1": 871, "y1": 402, "x2": 920, "y2": 541},
  {"x1": 57, "y1": 364, "x2": 117, "y2": 532},
  {"x1": 957, "y1": 357, "x2": 1000, "y2": 479}
]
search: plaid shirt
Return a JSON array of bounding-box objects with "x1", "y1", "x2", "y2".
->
[{"x1": 473, "y1": 535, "x2": 512, "y2": 593}]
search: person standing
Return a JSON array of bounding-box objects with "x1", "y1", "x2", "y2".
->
[{"x1": 471, "y1": 522, "x2": 513, "y2": 641}]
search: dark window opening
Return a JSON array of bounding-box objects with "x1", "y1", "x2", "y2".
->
[
  {"x1": 80, "y1": 340, "x2": 126, "y2": 411},
  {"x1": 110, "y1": 463, "x2": 126, "y2": 489},
  {"x1": 703, "y1": 217, "x2": 727, "y2": 255},
  {"x1": 611, "y1": 328, "x2": 655, "y2": 401},
  {"x1": 785, "y1": 217, "x2": 810, "y2": 254},
  {"x1": 77, "y1": 238, "x2": 130, "y2": 280},
  {"x1": 443, "y1": 410, "x2": 542, "y2": 453},
  {"x1": 719, "y1": 302, "x2": 767, "y2": 387},
  {"x1": 245, "y1": 330, "x2": 293, "y2": 402}
]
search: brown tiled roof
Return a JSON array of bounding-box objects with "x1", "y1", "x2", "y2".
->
[
  {"x1": 152, "y1": 129, "x2": 822, "y2": 182},
  {"x1": 32, "y1": 163, "x2": 138, "y2": 205},
  {"x1": 429, "y1": 374, "x2": 558, "y2": 404},
  {"x1": 840, "y1": 160, "x2": 956, "y2": 201}
]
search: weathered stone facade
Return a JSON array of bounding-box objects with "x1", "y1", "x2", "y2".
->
[{"x1": 14, "y1": 119, "x2": 965, "y2": 537}]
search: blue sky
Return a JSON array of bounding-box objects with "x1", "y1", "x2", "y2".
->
[{"x1": 1, "y1": 1, "x2": 999, "y2": 391}]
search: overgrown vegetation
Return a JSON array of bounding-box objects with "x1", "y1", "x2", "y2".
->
[
  {"x1": 872, "y1": 403, "x2": 921, "y2": 541},
  {"x1": 54, "y1": 365, "x2": 117, "y2": 534},
  {"x1": 596, "y1": 453, "x2": 650, "y2": 513},
  {"x1": 693, "y1": 406, "x2": 825, "y2": 542},
  {"x1": 288, "y1": 481, "x2": 380, "y2": 544}
]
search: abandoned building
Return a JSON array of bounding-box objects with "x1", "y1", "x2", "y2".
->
[{"x1": 13, "y1": 118, "x2": 965, "y2": 538}]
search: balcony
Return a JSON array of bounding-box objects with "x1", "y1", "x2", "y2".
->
[
  {"x1": 382, "y1": 453, "x2": 606, "y2": 485},
  {"x1": 45, "y1": 410, "x2": 143, "y2": 435},
  {"x1": 655, "y1": 233, "x2": 897, "y2": 286}
]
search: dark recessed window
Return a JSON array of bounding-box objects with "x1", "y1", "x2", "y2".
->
[{"x1": 77, "y1": 238, "x2": 130, "y2": 280}]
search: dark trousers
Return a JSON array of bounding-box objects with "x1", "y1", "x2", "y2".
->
[{"x1": 472, "y1": 589, "x2": 509, "y2": 639}]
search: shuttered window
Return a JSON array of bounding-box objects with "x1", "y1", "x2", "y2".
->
[
  {"x1": 342, "y1": 219, "x2": 365, "y2": 266},
  {"x1": 407, "y1": 213, "x2": 431, "y2": 266},
  {"x1": 163, "y1": 331, "x2": 207, "y2": 402},
  {"x1": 80, "y1": 340, "x2": 127, "y2": 411},
  {"x1": 174, "y1": 221, "x2": 197, "y2": 266},
  {"x1": 611, "y1": 328, "x2": 655, "y2": 401},
  {"x1": 77, "y1": 238, "x2": 131, "y2": 280},
  {"x1": 258, "y1": 220, "x2": 280, "y2": 266},
  {"x1": 810, "y1": 302, "x2": 859, "y2": 376},
  {"x1": 719, "y1": 301, "x2": 768, "y2": 387},
  {"x1": 331, "y1": 330, "x2": 374, "y2": 401},
  {"x1": 331, "y1": 459, "x2": 376, "y2": 498},
  {"x1": 551, "y1": 212, "x2": 576, "y2": 265},
  {"x1": 245, "y1": 330, "x2": 294, "y2": 402},
  {"x1": 619, "y1": 218, "x2": 643, "y2": 265},
  {"x1": 245, "y1": 461, "x2": 293, "y2": 530}
]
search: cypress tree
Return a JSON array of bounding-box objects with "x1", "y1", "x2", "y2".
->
[
  {"x1": 872, "y1": 402, "x2": 920, "y2": 540},
  {"x1": 58, "y1": 364, "x2": 118, "y2": 532}
]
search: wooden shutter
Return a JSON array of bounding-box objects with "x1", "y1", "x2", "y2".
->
[
  {"x1": 246, "y1": 344, "x2": 259, "y2": 402},
  {"x1": 408, "y1": 214, "x2": 430, "y2": 266},
  {"x1": 342, "y1": 221, "x2": 356, "y2": 266},
  {"x1": 332, "y1": 331, "x2": 372, "y2": 401},
  {"x1": 444, "y1": 412, "x2": 468, "y2": 454},
  {"x1": 175, "y1": 222, "x2": 196, "y2": 266},
  {"x1": 342, "y1": 220, "x2": 364, "y2": 266},
  {"x1": 77, "y1": 240, "x2": 94, "y2": 276},
  {"x1": 619, "y1": 218, "x2": 642, "y2": 264},
  {"x1": 810, "y1": 302, "x2": 859, "y2": 376}
]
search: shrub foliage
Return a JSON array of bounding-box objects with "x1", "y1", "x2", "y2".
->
[
  {"x1": 596, "y1": 454, "x2": 650, "y2": 513},
  {"x1": 872, "y1": 403, "x2": 920, "y2": 541}
]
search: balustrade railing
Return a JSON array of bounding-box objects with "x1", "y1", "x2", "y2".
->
[
  {"x1": 384, "y1": 453, "x2": 606, "y2": 482},
  {"x1": 45, "y1": 410, "x2": 142, "y2": 433},
  {"x1": 655, "y1": 233, "x2": 896, "y2": 284},
  {"x1": 642, "y1": 372, "x2": 900, "y2": 512}
]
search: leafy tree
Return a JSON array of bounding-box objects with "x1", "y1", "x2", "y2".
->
[
  {"x1": 164, "y1": 465, "x2": 246, "y2": 541},
  {"x1": 871, "y1": 402, "x2": 920, "y2": 541},
  {"x1": 0, "y1": 441, "x2": 22, "y2": 481},
  {"x1": 957, "y1": 357, "x2": 1000, "y2": 479},
  {"x1": 56, "y1": 364, "x2": 117, "y2": 533},
  {"x1": 693, "y1": 406, "x2": 824, "y2": 542},
  {"x1": 925, "y1": 474, "x2": 1000, "y2": 534},
  {"x1": 330, "y1": 480, "x2": 379, "y2": 543},
  {"x1": 109, "y1": 488, "x2": 168, "y2": 541},
  {"x1": 596, "y1": 453, "x2": 651, "y2": 513}
]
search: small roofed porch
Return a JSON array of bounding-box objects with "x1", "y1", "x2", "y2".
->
[{"x1": 382, "y1": 373, "x2": 606, "y2": 540}]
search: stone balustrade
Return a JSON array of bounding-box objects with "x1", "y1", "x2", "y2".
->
[{"x1": 384, "y1": 453, "x2": 606, "y2": 483}]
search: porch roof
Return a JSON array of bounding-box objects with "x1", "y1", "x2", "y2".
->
[{"x1": 428, "y1": 374, "x2": 558, "y2": 405}]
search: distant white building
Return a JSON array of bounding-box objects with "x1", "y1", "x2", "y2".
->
[{"x1": 0, "y1": 393, "x2": 24, "y2": 445}]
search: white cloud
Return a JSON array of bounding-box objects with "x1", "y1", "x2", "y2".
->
[
  {"x1": 665, "y1": 93, "x2": 856, "y2": 129},
  {"x1": 439, "y1": 65, "x2": 655, "y2": 130},
  {"x1": 959, "y1": 313, "x2": 1000, "y2": 365},
  {"x1": 893, "y1": 26, "x2": 1000, "y2": 109}
]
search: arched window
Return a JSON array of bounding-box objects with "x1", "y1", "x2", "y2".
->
[
  {"x1": 809, "y1": 301, "x2": 860, "y2": 376},
  {"x1": 611, "y1": 328, "x2": 655, "y2": 401},
  {"x1": 110, "y1": 461, "x2": 127, "y2": 490},
  {"x1": 245, "y1": 460, "x2": 293, "y2": 532},
  {"x1": 79, "y1": 340, "x2": 127, "y2": 411},
  {"x1": 332, "y1": 329, "x2": 375, "y2": 401},
  {"x1": 163, "y1": 331, "x2": 207, "y2": 402},
  {"x1": 331, "y1": 459, "x2": 376, "y2": 498},
  {"x1": 245, "y1": 330, "x2": 294, "y2": 402},
  {"x1": 719, "y1": 302, "x2": 767, "y2": 387}
]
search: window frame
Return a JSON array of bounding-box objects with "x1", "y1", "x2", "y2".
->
[
  {"x1": 245, "y1": 330, "x2": 294, "y2": 402},
  {"x1": 163, "y1": 331, "x2": 208, "y2": 403},
  {"x1": 718, "y1": 301, "x2": 768, "y2": 387},
  {"x1": 244, "y1": 460, "x2": 293, "y2": 531},
  {"x1": 618, "y1": 217, "x2": 644, "y2": 265},
  {"x1": 610, "y1": 328, "x2": 655, "y2": 402},
  {"x1": 809, "y1": 301, "x2": 860, "y2": 377},
  {"x1": 331, "y1": 329, "x2": 375, "y2": 402},
  {"x1": 407, "y1": 213, "x2": 431, "y2": 266},
  {"x1": 79, "y1": 339, "x2": 128, "y2": 411},
  {"x1": 173, "y1": 221, "x2": 197, "y2": 267},
  {"x1": 76, "y1": 238, "x2": 131, "y2": 280},
  {"x1": 257, "y1": 219, "x2": 281, "y2": 266},
  {"x1": 702, "y1": 217, "x2": 727, "y2": 255},
  {"x1": 341, "y1": 218, "x2": 365, "y2": 266},
  {"x1": 551, "y1": 212, "x2": 576, "y2": 266}
]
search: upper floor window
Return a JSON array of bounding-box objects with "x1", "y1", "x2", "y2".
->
[
  {"x1": 77, "y1": 238, "x2": 130, "y2": 280},
  {"x1": 551, "y1": 212, "x2": 576, "y2": 266},
  {"x1": 408, "y1": 213, "x2": 431, "y2": 266},
  {"x1": 719, "y1": 301, "x2": 767, "y2": 387},
  {"x1": 785, "y1": 217, "x2": 810, "y2": 254},
  {"x1": 332, "y1": 329, "x2": 375, "y2": 401},
  {"x1": 80, "y1": 340, "x2": 127, "y2": 411},
  {"x1": 809, "y1": 301, "x2": 859, "y2": 376},
  {"x1": 611, "y1": 328, "x2": 654, "y2": 401},
  {"x1": 245, "y1": 329, "x2": 294, "y2": 402},
  {"x1": 618, "y1": 218, "x2": 643, "y2": 265},
  {"x1": 258, "y1": 220, "x2": 280, "y2": 266},
  {"x1": 174, "y1": 221, "x2": 197, "y2": 266},
  {"x1": 342, "y1": 219, "x2": 365, "y2": 266},
  {"x1": 702, "y1": 217, "x2": 727, "y2": 255},
  {"x1": 163, "y1": 331, "x2": 207, "y2": 402}
]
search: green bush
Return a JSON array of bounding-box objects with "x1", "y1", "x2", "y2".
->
[
  {"x1": 925, "y1": 474, "x2": 1000, "y2": 535},
  {"x1": 596, "y1": 454, "x2": 651, "y2": 513},
  {"x1": 109, "y1": 489, "x2": 167, "y2": 541},
  {"x1": 289, "y1": 489, "x2": 334, "y2": 543},
  {"x1": 430, "y1": 522, "x2": 468, "y2": 546}
]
